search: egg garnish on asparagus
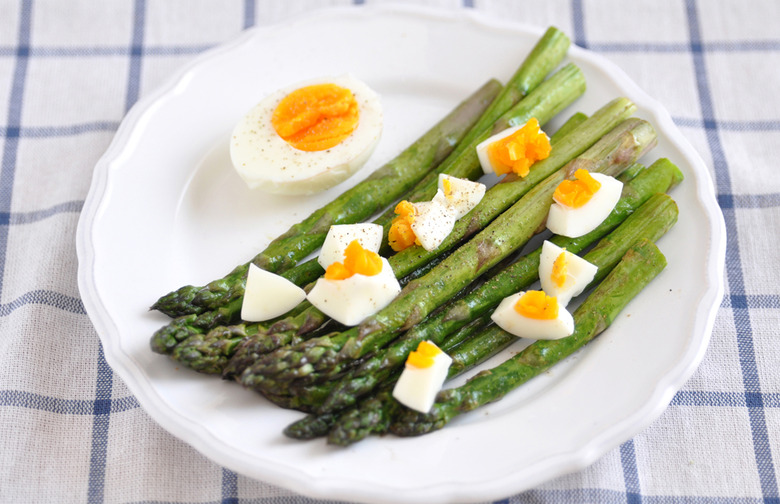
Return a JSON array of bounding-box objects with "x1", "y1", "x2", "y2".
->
[
  {"x1": 538, "y1": 240, "x2": 598, "y2": 307},
  {"x1": 491, "y1": 290, "x2": 574, "y2": 340},
  {"x1": 318, "y1": 223, "x2": 383, "y2": 270},
  {"x1": 241, "y1": 264, "x2": 307, "y2": 322},
  {"x1": 307, "y1": 240, "x2": 401, "y2": 326},
  {"x1": 392, "y1": 340, "x2": 453, "y2": 413},
  {"x1": 230, "y1": 74, "x2": 383, "y2": 195},
  {"x1": 546, "y1": 168, "x2": 623, "y2": 238},
  {"x1": 387, "y1": 174, "x2": 485, "y2": 252},
  {"x1": 475, "y1": 117, "x2": 551, "y2": 177}
]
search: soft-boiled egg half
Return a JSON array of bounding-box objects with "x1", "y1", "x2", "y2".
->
[
  {"x1": 307, "y1": 240, "x2": 401, "y2": 326},
  {"x1": 538, "y1": 240, "x2": 598, "y2": 307},
  {"x1": 241, "y1": 264, "x2": 307, "y2": 322},
  {"x1": 546, "y1": 169, "x2": 623, "y2": 238},
  {"x1": 318, "y1": 223, "x2": 383, "y2": 270},
  {"x1": 491, "y1": 290, "x2": 574, "y2": 340},
  {"x1": 230, "y1": 74, "x2": 383, "y2": 195},
  {"x1": 392, "y1": 340, "x2": 452, "y2": 413},
  {"x1": 387, "y1": 174, "x2": 485, "y2": 252},
  {"x1": 475, "y1": 117, "x2": 551, "y2": 177}
]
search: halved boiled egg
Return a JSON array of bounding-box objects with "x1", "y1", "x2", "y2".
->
[
  {"x1": 318, "y1": 223, "x2": 383, "y2": 270},
  {"x1": 475, "y1": 117, "x2": 551, "y2": 177},
  {"x1": 230, "y1": 74, "x2": 383, "y2": 195},
  {"x1": 490, "y1": 290, "x2": 574, "y2": 340},
  {"x1": 307, "y1": 240, "x2": 401, "y2": 326},
  {"x1": 538, "y1": 240, "x2": 598, "y2": 307},
  {"x1": 241, "y1": 264, "x2": 307, "y2": 322},
  {"x1": 387, "y1": 175, "x2": 485, "y2": 252},
  {"x1": 392, "y1": 340, "x2": 452, "y2": 413},
  {"x1": 546, "y1": 169, "x2": 623, "y2": 238}
]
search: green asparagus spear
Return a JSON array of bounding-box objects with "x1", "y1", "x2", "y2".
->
[
  {"x1": 319, "y1": 160, "x2": 682, "y2": 413},
  {"x1": 389, "y1": 238, "x2": 668, "y2": 436},
  {"x1": 151, "y1": 78, "x2": 503, "y2": 317},
  {"x1": 240, "y1": 111, "x2": 654, "y2": 395}
]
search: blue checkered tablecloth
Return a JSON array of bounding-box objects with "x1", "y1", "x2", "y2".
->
[{"x1": 1, "y1": 0, "x2": 778, "y2": 502}]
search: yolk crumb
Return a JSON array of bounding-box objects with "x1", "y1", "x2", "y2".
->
[
  {"x1": 514, "y1": 290, "x2": 559, "y2": 320},
  {"x1": 553, "y1": 168, "x2": 602, "y2": 208},
  {"x1": 551, "y1": 250, "x2": 568, "y2": 288},
  {"x1": 406, "y1": 340, "x2": 443, "y2": 369},
  {"x1": 271, "y1": 83, "x2": 359, "y2": 151},
  {"x1": 487, "y1": 118, "x2": 551, "y2": 177},
  {"x1": 324, "y1": 240, "x2": 383, "y2": 280},
  {"x1": 442, "y1": 177, "x2": 453, "y2": 200},
  {"x1": 388, "y1": 200, "x2": 420, "y2": 252}
]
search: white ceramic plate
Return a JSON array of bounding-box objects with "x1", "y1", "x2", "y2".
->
[{"x1": 77, "y1": 5, "x2": 726, "y2": 504}]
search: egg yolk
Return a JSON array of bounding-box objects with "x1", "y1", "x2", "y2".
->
[
  {"x1": 406, "y1": 340, "x2": 442, "y2": 369},
  {"x1": 514, "y1": 290, "x2": 559, "y2": 320},
  {"x1": 324, "y1": 240, "x2": 383, "y2": 280},
  {"x1": 553, "y1": 168, "x2": 602, "y2": 208},
  {"x1": 487, "y1": 118, "x2": 551, "y2": 177},
  {"x1": 388, "y1": 200, "x2": 420, "y2": 252},
  {"x1": 271, "y1": 83, "x2": 360, "y2": 152},
  {"x1": 442, "y1": 177, "x2": 454, "y2": 200},
  {"x1": 551, "y1": 250, "x2": 568, "y2": 288}
]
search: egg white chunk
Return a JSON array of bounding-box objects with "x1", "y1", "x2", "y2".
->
[
  {"x1": 475, "y1": 123, "x2": 526, "y2": 175},
  {"x1": 392, "y1": 343, "x2": 453, "y2": 413},
  {"x1": 546, "y1": 172, "x2": 623, "y2": 238},
  {"x1": 230, "y1": 74, "x2": 383, "y2": 195},
  {"x1": 241, "y1": 264, "x2": 307, "y2": 322},
  {"x1": 539, "y1": 240, "x2": 598, "y2": 307},
  {"x1": 409, "y1": 200, "x2": 458, "y2": 252},
  {"x1": 432, "y1": 174, "x2": 486, "y2": 220},
  {"x1": 306, "y1": 257, "x2": 401, "y2": 326},
  {"x1": 490, "y1": 292, "x2": 574, "y2": 340},
  {"x1": 318, "y1": 223, "x2": 383, "y2": 269}
]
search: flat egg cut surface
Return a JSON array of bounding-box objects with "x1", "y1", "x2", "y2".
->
[{"x1": 230, "y1": 74, "x2": 383, "y2": 195}]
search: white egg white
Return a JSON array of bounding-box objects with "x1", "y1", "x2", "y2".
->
[
  {"x1": 230, "y1": 74, "x2": 383, "y2": 195},
  {"x1": 241, "y1": 264, "x2": 307, "y2": 322},
  {"x1": 306, "y1": 257, "x2": 401, "y2": 326},
  {"x1": 538, "y1": 240, "x2": 598, "y2": 307},
  {"x1": 490, "y1": 291, "x2": 574, "y2": 340},
  {"x1": 392, "y1": 344, "x2": 452, "y2": 413},
  {"x1": 318, "y1": 223, "x2": 383, "y2": 269},
  {"x1": 546, "y1": 172, "x2": 623, "y2": 238},
  {"x1": 432, "y1": 173, "x2": 486, "y2": 220},
  {"x1": 409, "y1": 200, "x2": 458, "y2": 252}
]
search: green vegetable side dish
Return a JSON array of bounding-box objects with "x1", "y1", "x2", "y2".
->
[{"x1": 148, "y1": 26, "x2": 685, "y2": 445}]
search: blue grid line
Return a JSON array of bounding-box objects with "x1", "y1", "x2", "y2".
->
[
  {"x1": 672, "y1": 390, "x2": 780, "y2": 408},
  {"x1": 686, "y1": 1, "x2": 779, "y2": 501},
  {"x1": 0, "y1": 46, "x2": 213, "y2": 57},
  {"x1": 672, "y1": 117, "x2": 780, "y2": 132},
  {"x1": 571, "y1": 0, "x2": 587, "y2": 49},
  {"x1": 0, "y1": 390, "x2": 139, "y2": 415},
  {"x1": 719, "y1": 194, "x2": 780, "y2": 210},
  {"x1": 590, "y1": 40, "x2": 780, "y2": 53},
  {"x1": 620, "y1": 440, "x2": 642, "y2": 503},
  {"x1": 0, "y1": 200, "x2": 83, "y2": 225},
  {"x1": 0, "y1": 122, "x2": 119, "y2": 137},
  {"x1": 243, "y1": 0, "x2": 255, "y2": 29},
  {"x1": 221, "y1": 467, "x2": 239, "y2": 504},
  {"x1": 0, "y1": 289, "x2": 85, "y2": 316},
  {"x1": 721, "y1": 295, "x2": 780, "y2": 310}
]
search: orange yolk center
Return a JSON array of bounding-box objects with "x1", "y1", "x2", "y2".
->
[
  {"x1": 553, "y1": 168, "x2": 602, "y2": 208},
  {"x1": 514, "y1": 290, "x2": 559, "y2": 320},
  {"x1": 487, "y1": 117, "x2": 551, "y2": 177},
  {"x1": 551, "y1": 251, "x2": 568, "y2": 288},
  {"x1": 271, "y1": 83, "x2": 360, "y2": 152},
  {"x1": 388, "y1": 200, "x2": 420, "y2": 252},
  {"x1": 324, "y1": 240, "x2": 383, "y2": 280},
  {"x1": 406, "y1": 340, "x2": 442, "y2": 369}
]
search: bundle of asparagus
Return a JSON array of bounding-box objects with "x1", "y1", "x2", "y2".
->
[{"x1": 148, "y1": 25, "x2": 684, "y2": 443}]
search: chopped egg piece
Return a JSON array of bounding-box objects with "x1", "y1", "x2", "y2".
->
[
  {"x1": 318, "y1": 223, "x2": 383, "y2": 269},
  {"x1": 475, "y1": 118, "x2": 551, "y2": 177},
  {"x1": 392, "y1": 341, "x2": 453, "y2": 413},
  {"x1": 538, "y1": 241, "x2": 598, "y2": 307},
  {"x1": 432, "y1": 174, "x2": 486, "y2": 220},
  {"x1": 241, "y1": 264, "x2": 307, "y2": 322},
  {"x1": 307, "y1": 241, "x2": 401, "y2": 326},
  {"x1": 490, "y1": 290, "x2": 574, "y2": 340},
  {"x1": 388, "y1": 175, "x2": 485, "y2": 252},
  {"x1": 546, "y1": 170, "x2": 623, "y2": 238},
  {"x1": 230, "y1": 74, "x2": 383, "y2": 195}
]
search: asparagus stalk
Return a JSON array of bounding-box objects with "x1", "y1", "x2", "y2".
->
[
  {"x1": 240, "y1": 111, "x2": 654, "y2": 395},
  {"x1": 151, "y1": 78, "x2": 503, "y2": 317},
  {"x1": 318, "y1": 160, "x2": 682, "y2": 413},
  {"x1": 389, "y1": 238, "x2": 668, "y2": 436}
]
